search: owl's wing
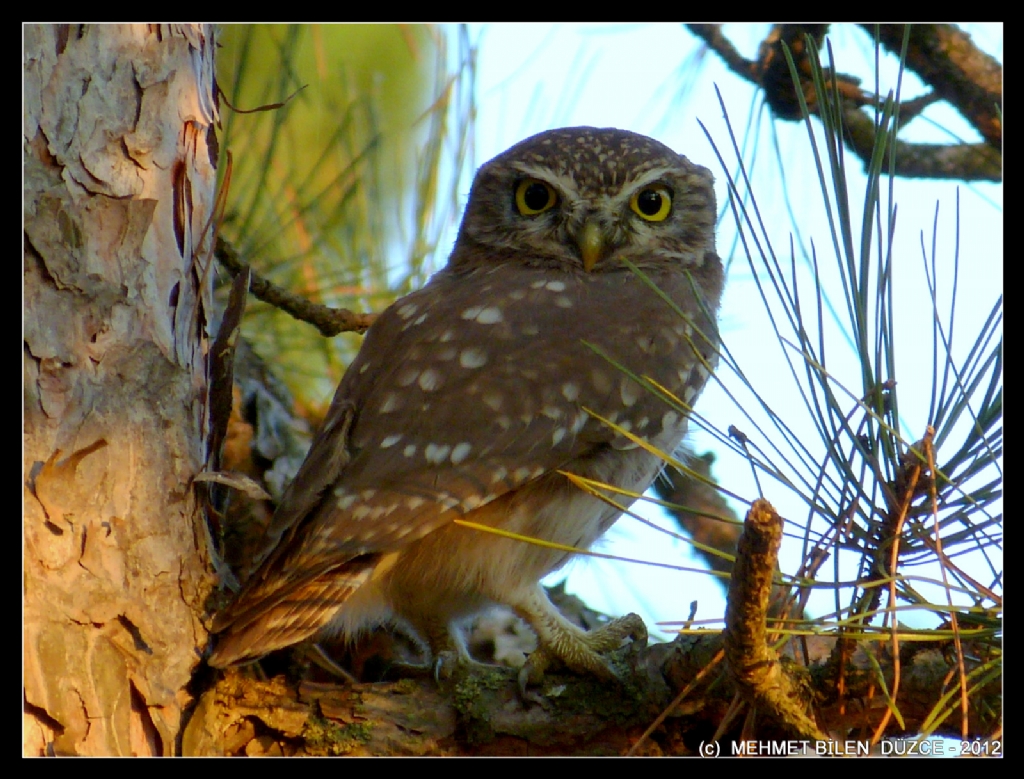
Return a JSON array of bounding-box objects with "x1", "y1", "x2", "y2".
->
[
  {"x1": 208, "y1": 394, "x2": 367, "y2": 648},
  {"x1": 211, "y1": 266, "x2": 701, "y2": 663},
  {"x1": 293, "y1": 267, "x2": 690, "y2": 545}
]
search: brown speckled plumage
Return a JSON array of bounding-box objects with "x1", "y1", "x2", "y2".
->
[{"x1": 209, "y1": 127, "x2": 722, "y2": 680}]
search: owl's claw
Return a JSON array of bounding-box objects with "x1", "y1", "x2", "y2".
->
[
  {"x1": 583, "y1": 612, "x2": 649, "y2": 655},
  {"x1": 301, "y1": 643, "x2": 358, "y2": 684},
  {"x1": 384, "y1": 649, "x2": 500, "y2": 687},
  {"x1": 517, "y1": 612, "x2": 648, "y2": 700},
  {"x1": 431, "y1": 650, "x2": 484, "y2": 682}
]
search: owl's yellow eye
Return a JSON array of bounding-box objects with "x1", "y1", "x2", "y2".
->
[
  {"x1": 630, "y1": 185, "x2": 672, "y2": 222},
  {"x1": 515, "y1": 179, "x2": 558, "y2": 216}
]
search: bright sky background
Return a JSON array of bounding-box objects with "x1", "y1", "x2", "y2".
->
[{"x1": 460, "y1": 23, "x2": 1003, "y2": 638}]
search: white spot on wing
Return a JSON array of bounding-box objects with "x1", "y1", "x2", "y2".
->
[
  {"x1": 476, "y1": 306, "x2": 503, "y2": 324},
  {"x1": 379, "y1": 393, "x2": 402, "y2": 413},
  {"x1": 462, "y1": 494, "x2": 485, "y2": 510},
  {"x1": 403, "y1": 444, "x2": 417, "y2": 457},
  {"x1": 674, "y1": 322, "x2": 693, "y2": 338},
  {"x1": 571, "y1": 412, "x2": 588, "y2": 433},
  {"x1": 425, "y1": 443, "x2": 451, "y2": 463},
  {"x1": 545, "y1": 280, "x2": 566, "y2": 292},
  {"x1": 451, "y1": 442, "x2": 472, "y2": 464},
  {"x1": 462, "y1": 305, "x2": 504, "y2": 324},
  {"x1": 620, "y1": 378, "x2": 641, "y2": 407},
  {"x1": 459, "y1": 348, "x2": 488, "y2": 368},
  {"x1": 380, "y1": 434, "x2": 402, "y2": 448},
  {"x1": 418, "y1": 368, "x2": 443, "y2": 391},
  {"x1": 662, "y1": 410, "x2": 680, "y2": 431},
  {"x1": 561, "y1": 382, "x2": 580, "y2": 401}
]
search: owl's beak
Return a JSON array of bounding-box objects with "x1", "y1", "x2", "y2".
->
[{"x1": 577, "y1": 220, "x2": 607, "y2": 272}]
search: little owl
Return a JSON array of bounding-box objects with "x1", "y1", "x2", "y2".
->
[{"x1": 209, "y1": 127, "x2": 722, "y2": 684}]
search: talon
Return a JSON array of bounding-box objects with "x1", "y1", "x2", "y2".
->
[
  {"x1": 518, "y1": 647, "x2": 552, "y2": 693},
  {"x1": 618, "y1": 613, "x2": 648, "y2": 649},
  {"x1": 517, "y1": 651, "x2": 556, "y2": 708},
  {"x1": 430, "y1": 650, "x2": 472, "y2": 682},
  {"x1": 301, "y1": 643, "x2": 358, "y2": 683}
]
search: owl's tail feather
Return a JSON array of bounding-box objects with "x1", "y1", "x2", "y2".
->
[{"x1": 207, "y1": 559, "x2": 375, "y2": 668}]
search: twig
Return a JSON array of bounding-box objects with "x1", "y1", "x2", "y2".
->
[{"x1": 215, "y1": 236, "x2": 377, "y2": 337}]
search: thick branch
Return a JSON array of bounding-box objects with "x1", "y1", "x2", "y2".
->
[
  {"x1": 842, "y1": 107, "x2": 1001, "y2": 180},
  {"x1": 186, "y1": 622, "x2": 999, "y2": 755},
  {"x1": 866, "y1": 24, "x2": 1001, "y2": 147}
]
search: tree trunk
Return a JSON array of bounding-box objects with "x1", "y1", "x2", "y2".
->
[{"x1": 23, "y1": 23, "x2": 218, "y2": 756}]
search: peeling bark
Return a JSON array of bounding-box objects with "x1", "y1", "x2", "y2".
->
[{"x1": 23, "y1": 23, "x2": 219, "y2": 756}]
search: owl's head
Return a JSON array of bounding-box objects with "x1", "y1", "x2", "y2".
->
[{"x1": 449, "y1": 127, "x2": 717, "y2": 275}]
